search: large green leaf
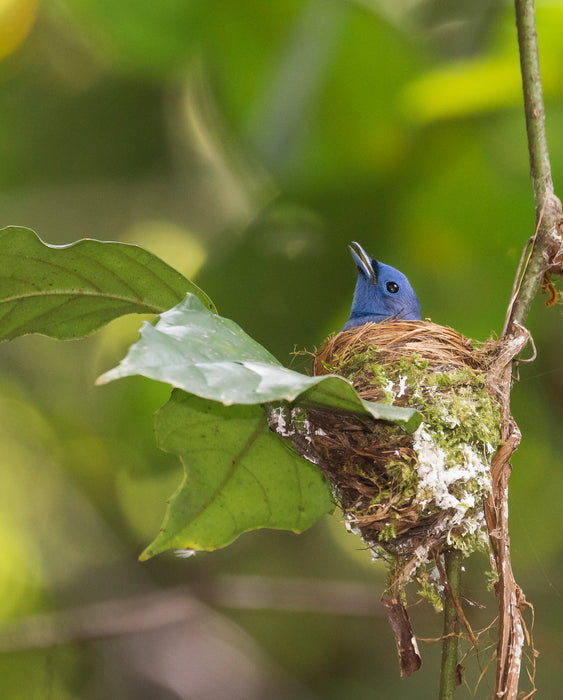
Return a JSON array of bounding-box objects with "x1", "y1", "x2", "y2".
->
[
  {"x1": 141, "y1": 390, "x2": 334, "y2": 557},
  {"x1": 97, "y1": 293, "x2": 421, "y2": 430},
  {"x1": 0, "y1": 227, "x2": 215, "y2": 341}
]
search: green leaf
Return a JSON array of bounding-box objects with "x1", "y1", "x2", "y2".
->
[
  {"x1": 297, "y1": 379, "x2": 422, "y2": 433},
  {"x1": 97, "y1": 293, "x2": 421, "y2": 430},
  {"x1": 0, "y1": 227, "x2": 215, "y2": 341},
  {"x1": 141, "y1": 390, "x2": 334, "y2": 557}
]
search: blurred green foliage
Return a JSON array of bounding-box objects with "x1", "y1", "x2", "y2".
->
[{"x1": 0, "y1": 0, "x2": 562, "y2": 698}]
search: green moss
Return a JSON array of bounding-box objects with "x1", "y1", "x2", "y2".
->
[
  {"x1": 485, "y1": 567, "x2": 499, "y2": 591},
  {"x1": 386, "y1": 460, "x2": 418, "y2": 504},
  {"x1": 325, "y1": 343, "x2": 381, "y2": 376},
  {"x1": 417, "y1": 569, "x2": 444, "y2": 613},
  {"x1": 448, "y1": 527, "x2": 488, "y2": 556},
  {"x1": 367, "y1": 363, "x2": 388, "y2": 387},
  {"x1": 397, "y1": 353, "x2": 429, "y2": 384},
  {"x1": 427, "y1": 366, "x2": 477, "y2": 389},
  {"x1": 379, "y1": 521, "x2": 397, "y2": 542},
  {"x1": 370, "y1": 491, "x2": 389, "y2": 505},
  {"x1": 410, "y1": 375, "x2": 501, "y2": 462}
]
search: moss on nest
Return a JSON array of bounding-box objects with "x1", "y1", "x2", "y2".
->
[{"x1": 310, "y1": 320, "x2": 501, "y2": 587}]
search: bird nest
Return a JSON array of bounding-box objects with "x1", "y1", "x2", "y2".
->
[{"x1": 309, "y1": 320, "x2": 501, "y2": 582}]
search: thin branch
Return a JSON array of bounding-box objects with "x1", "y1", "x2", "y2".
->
[
  {"x1": 515, "y1": 0, "x2": 552, "y2": 209},
  {"x1": 508, "y1": 0, "x2": 563, "y2": 332},
  {"x1": 438, "y1": 550, "x2": 463, "y2": 700},
  {"x1": 487, "y1": 5, "x2": 562, "y2": 695},
  {"x1": 436, "y1": 552, "x2": 478, "y2": 652}
]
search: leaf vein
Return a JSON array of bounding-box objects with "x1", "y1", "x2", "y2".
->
[
  {"x1": 0, "y1": 289, "x2": 165, "y2": 312},
  {"x1": 180, "y1": 416, "x2": 269, "y2": 527}
]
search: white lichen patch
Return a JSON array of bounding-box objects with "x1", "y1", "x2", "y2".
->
[
  {"x1": 380, "y1": 374, "x2": 410, "y2": 402},
  {"x1": 397, "y1": 374, "x2": 408, "y2": 398},
  {"x1": 269, "y1": 404, "x2": 289, "y2": 435},
  {"x1": 407, "y1": 388, "x2": 496, "y2": 569},
  {"x1": 409, "y1": 541, "x2": 433, "y2": 571},
  {"x1": 344, "y1": 513, "x2": 361, "y2": 536},
  {"x1": 266, "y1": 404, "x2": 325, "y2": 466},
  {"x1": 413, "y1": 425, "x2": 491, "y2": 517}
]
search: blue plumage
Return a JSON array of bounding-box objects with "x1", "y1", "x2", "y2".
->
[{"x1": 342, "y1": 241, "x2": 421, "y2": 331}]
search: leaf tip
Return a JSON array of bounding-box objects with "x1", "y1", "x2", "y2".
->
[
  {"x1": 95, "y1": 368, "x2": 120, "y2": 386},
  {"x1": 405, "y1": 411, "x2": 423, "y2": 433},
  {"x1": 138, "y1": 547, "x2": 155, "y2": 562}
]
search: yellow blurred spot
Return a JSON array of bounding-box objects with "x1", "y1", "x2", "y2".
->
[
  {"x1": 401, "y1": 56, "x2": 522, "y2": 124},
  {"x1": 0, "y1": 0, "x2": 38, "y2": 60},
  {"x1": 400, "y1": 5, "x2": 563, "y2": 125},
  {"x1": 123, "y1": 220, "x2": 206, "y2": 280},
  {"x1": 94, "y1": 312, "x2": 155, "y2": 368}
]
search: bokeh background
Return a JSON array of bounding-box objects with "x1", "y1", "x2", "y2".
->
[{"x1": 0, "y1": 1, "x2": 562, "y2": 697}]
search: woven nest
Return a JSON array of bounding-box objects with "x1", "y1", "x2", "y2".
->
[{"x1": 309, "y1": 320, "x2": 500, "y2": 571}]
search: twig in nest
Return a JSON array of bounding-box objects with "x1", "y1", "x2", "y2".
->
[{"x1": 503, "y1": 235, "x2": 536, "y2": 337}]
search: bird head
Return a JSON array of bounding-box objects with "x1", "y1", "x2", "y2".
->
[{"x1": 342, "y1": 241, "x2": 421, "y2": 330}]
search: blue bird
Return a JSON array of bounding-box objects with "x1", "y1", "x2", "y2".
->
[{"x1": 342, "y1": 241, "x2": 421, "y2": 330}]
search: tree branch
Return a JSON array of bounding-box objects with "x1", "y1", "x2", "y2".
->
[
  {"x1": 438, "y1": 550, "x2": 463, "y2": 700},
  {"x1": 515, "y1": 0, "x2": 552, "y2": 209},
  {"x1": 507, "y1": 0, "x2": 563, "y2": 332},
  {"x1": 487, "y1": 3, "x2": 562, "y2": 698}
]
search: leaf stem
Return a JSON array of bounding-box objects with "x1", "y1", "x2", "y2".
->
[{"x1": 438, "y1": 549, "x2": 463, "y2": 700}]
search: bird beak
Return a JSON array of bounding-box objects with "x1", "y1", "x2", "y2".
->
[{"x1": 349, "y1": 241, "x2": 377, "y2": 284}]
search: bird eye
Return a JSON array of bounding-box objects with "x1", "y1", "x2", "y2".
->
[{"x1": 386, "y1": 281, "x2": 400, "y2": 294}]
